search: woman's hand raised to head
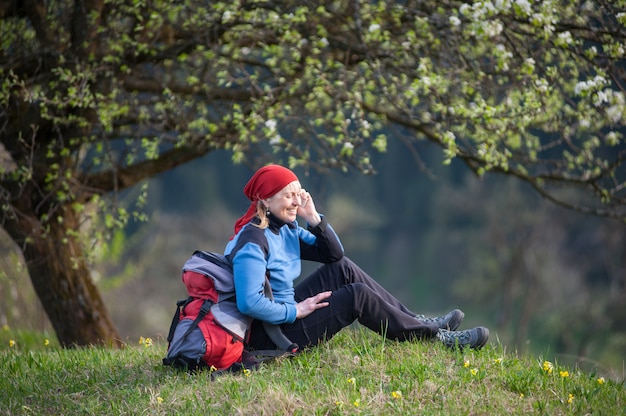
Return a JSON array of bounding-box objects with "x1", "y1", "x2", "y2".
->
[
  {"x1": 297, "y1": 189, "x2": 321, "y2": 226},
  {"x1": 295, "y1": 291, "x2": 332, "y2": 319}
]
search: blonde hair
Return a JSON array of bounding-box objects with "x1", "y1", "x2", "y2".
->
[
  {"x1": 254, "y1": 201, "x2": 270, "y2": 229},
  {"x1": 252, "y1": 180, "x2": 301, "y2": 229}
]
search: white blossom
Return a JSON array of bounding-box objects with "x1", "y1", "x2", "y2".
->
[
  {"x1": 594, "y1": 75, "x2": 608, "y2": 85},
  {"x1": 265, "y1": 119, "x2": 277, "y2": 130},
  {"x1": 514, "y1": 0, "x2": 532, "y2": 15},
  {"x1": 485, "y1": 21, "x2": 503, "y2": 37},
  {"x1": 607, "y1": 105, "x2": 623, "y2": 123},
  {"x1": 605, "y1": 131, "x2": 619, "y2": 146},
  {"x1": 496, "y1": 44, "x2": 511, "y2": 56},
  {"x1": 450, "y1": 16, "x2": 461, "y2": 26},
  {"x1": 607, "y1": 92, "x2": 625, "y2": 123},
  {"x1": 459, "y1": 4, "x2": 471, "y2": 16},
  {"x1": 594, "y1": 90, "x2": 608, "y2": 107},
  {"x1": 442, "y1": 131, "x2": 456, "y2": 144},
  {"x1": 530, "y1": 12, "x2": 556, "y2": 34},
  {"x1": 574, "y1": 82, "x2": 588, "y2": 95},
  {"x1": 535, "y1": 79, "x2": 548, "y2": 93},
  {"x1": 369, "y1": 24, "x2": 381, "y2": 32},
  {"x1": 587, "y1": 46, "x2": 598, "y2": 58},
  {"x1": 556, "y1": 31, "x2": 573, "y2": 46},
  {"x1": 477, "y1": 143, "x2": 488, "y2": 157},
  {"x1": 494, "y1": 0, "x2": 512, "y2": 12},
  {"x1": 574, "y1": 76, "x2": 608, "y2": 95}
]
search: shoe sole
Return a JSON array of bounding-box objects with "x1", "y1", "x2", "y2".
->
[
  {"x1": 441, "y1": 326, "x2": 490, "y2": 351},
  {"x1": 472, "y1": 327, "x2": 489, "y2": 349},
  {"x1": 446, "y1": 309, "x2": 465, "y2": 331}
]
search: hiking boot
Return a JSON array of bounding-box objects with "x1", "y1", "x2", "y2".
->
[
  {"x1": 436, "y1": 327, "x2": 489, "y2": 350},
  {"x1": 416, "y1": 309, "x2": 465, "y2": 331}
]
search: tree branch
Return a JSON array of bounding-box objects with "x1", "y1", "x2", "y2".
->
[
  {"x1": 71, "y1": 0, "x2": 105, "y2": 59},
  {"x1": 79, "y1": 128, "x2": 235, "y2": 197}
]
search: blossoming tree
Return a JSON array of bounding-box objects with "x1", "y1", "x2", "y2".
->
[{"x1": 1, "y1": 0, "x2": 624, "y2": 346}]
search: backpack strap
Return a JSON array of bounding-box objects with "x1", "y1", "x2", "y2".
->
[
  {"x1": 210, "y1": 349, "x2": 297, "y2": 380},
  {"x1": 163, "y1": 298, "x2": 214, "y2": 370},
  {"x1": 262, "y1": 274, "x2": 299, "y2": 353},
  {"x1": 263, "y1": 322, "x2": 299, "y2": 353},
  {"x1": 166, "y1": 297, "x2": 194, "y2": 344},
  {"x1": 181, "y1": 298, "x2": 213, "y2": 339}
]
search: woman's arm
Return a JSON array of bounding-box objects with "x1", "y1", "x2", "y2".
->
[
  {"x1": 300, "y1": 216, "x2": 344, "y2": 262},
  {"x1": 232, "y1": 242, "x2": 298, "y2": 325}
]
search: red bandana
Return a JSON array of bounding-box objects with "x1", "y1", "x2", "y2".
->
[{"x1": 232, "y1": 165, "x2": 299, "y2": 237}]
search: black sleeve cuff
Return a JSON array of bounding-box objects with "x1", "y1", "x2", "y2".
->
[{"x1": 307, "y1": 215, "x2": 327, "y2": 234}]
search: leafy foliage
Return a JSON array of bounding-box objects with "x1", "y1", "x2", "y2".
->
[{"x1": 2, "y1": 1, "x2": 626, "y2": 230}]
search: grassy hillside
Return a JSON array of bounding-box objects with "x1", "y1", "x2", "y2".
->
[{"x1": 1, "y1": 327, "x2": 624, "y2": 415}]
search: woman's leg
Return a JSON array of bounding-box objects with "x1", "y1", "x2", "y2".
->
[
  {"x1": 296, "y1": 257, "x2": 464, "y2": 331},
  {"x1": 247, "y1": 257, "x2": 439, "y2": 350},
  {"x1": 248, "y1": 282, "x2": 439, "y2": 350},
  {"x1": 295, "y1": 257, "x2": 418, "y2": 316}
]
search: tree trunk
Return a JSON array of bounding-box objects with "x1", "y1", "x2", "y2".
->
[{"x1": 4, "y1": 205, "x2": 122, "y2": 348}]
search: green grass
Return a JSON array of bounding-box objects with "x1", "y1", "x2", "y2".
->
[{"x1": 1, "y1": 327, "x2": 624, "y2": 415}]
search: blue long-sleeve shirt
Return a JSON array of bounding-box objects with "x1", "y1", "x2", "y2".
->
[{"x1": 224, "y1": 214, "x2": 344, "y2": 325}]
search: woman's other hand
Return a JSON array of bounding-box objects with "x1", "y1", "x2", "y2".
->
[{"x1": 295, "y1": 291, "x2": 332, "y2": 319}]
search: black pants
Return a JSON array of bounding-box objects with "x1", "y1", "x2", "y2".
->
[{"x1": 248, "y1": 257, "x2": 439, "y2": 350}]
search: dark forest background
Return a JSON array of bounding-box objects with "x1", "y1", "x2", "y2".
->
[{"x1": 2, "y1": 139, "x2": 625, "y2": 379}]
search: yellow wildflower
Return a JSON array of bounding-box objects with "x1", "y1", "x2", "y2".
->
[
  {"x1": 9, "y1": 339, "x2": 16, "y2": 347},
  {"x1": 157, "y1": 397, "x2": 163, "y2": 404},
  {"x1": 494, "y1": 358, "x2": 503, "y2": 364},
  {"x1": 463, "y1": 360, "x2": 470, "y2": 368},
  {"x1": 597, "y1": 377, "x2": 605, "y2": 385},
  {"x1": 144, "y1": 337, "x2": 153, "y2": 348},
  {"x1": 391, "y1": 390, "x2": 402, "y2": 400},
  {"x1": 347, "y1": 377, "x2": 356, "y2": 386},
  {"x1": 470, "y1": 368, "x2": 478, "y2": 376},
  {"x1": 567, "y1": 393, "x2": 574, "y2": 404},
  {"x1": 560, "y1": 370, "x2": 569, "y2": 378},
  {"x1": 353, "y1": 399, "x2": 360, "y2": 407},
  {"x1": 542, "y1": 361, "x2": 553, "y2": 374},
  {"x1": 139, "y1": 336, "x2": 145, "y2": 345},
  {"x1": 44, "y1": 339, "x2": 50, "y2": 346},
  {"x1": 519, "y1": 393, "x2": 524, "y2": 398},
  {"x1": 243, "y1": 368, "x2": 251, "y2": 377}
]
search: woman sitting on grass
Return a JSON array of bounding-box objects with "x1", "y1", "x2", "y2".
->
[{"x1": 225, "y1": 164, "x2": 489, "y2": 352}]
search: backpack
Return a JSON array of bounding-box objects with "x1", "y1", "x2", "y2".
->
[{"x1": 163, "y1": 250, "x2": 298, "y2": 376}]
